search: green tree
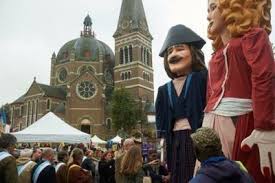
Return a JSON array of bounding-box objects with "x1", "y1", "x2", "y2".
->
[{"x1": 111, "y1": 88, "x2": 139, "y2": 133}]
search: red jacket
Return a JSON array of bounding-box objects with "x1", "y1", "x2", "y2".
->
[{"x1": 205, "y1": 28, "x2": 275, "y2": 130}]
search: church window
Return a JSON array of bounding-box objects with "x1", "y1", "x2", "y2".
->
[
  {"x1": 124, "y1": 46, "x2": 129, "y2": 64},
  {"x1": 47, "y1": 99, "x2": 51, "y2": 110},
  {"x1": 125, "y1": 72, "x2": 128, "y2": 80},
  {"x1": 120, "y1": 48, "x2": 124, "y2": 64},
  {"x1": 129, "y1": 45, "x2": 133, "y2": 62},
  {"x1": 35, "y1": 99, "x2": 38, "y2": 121},
  {"x1": 141, "y1": 46, "x2": 144, "y2": 63},
  {"x1": 77, "y1": 81, "x2": 96, "y2": 99},
  {"x1": 27, "y1": 101, "x2": 31, "y2": 126},
  {"x1": 20, "y1": 105, "x2": 24, "y2": 116},
  {"x1": 128, "y1": 72, "x2": 131, "y2": 79},
  {"x1": 121, "y1": 73, "x2": 125, "y2": 80},
  {"x1": 84, "y1": 50, "x2": 91, "y2": 58},
  {"x1": 144, "y1": 48, "x2": 147, "y2": 64},
  {"x1": 31, "y1": 101, "x2": 35, "y2": 123},
  {"x1": 146, "y1": 50, "x2": 150, "y2": 66},
  {"x1": 58, "y1": 68, "x2": 67, "y2": 82},
  {"x1": 106, "y1": 118, "x2": 112, "y2": 129}
]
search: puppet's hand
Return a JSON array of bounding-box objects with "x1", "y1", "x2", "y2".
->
[{"x1": 241, "y1": 129, "x2": 275, "y2": 177}]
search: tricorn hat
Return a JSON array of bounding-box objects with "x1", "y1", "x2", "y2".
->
[{"x1": 159, "y1": 24, "x2": 206, "y2": 57}]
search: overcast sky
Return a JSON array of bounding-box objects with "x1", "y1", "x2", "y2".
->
[{"x1": 0, "y1": 0, "x2": 274, "y2": 105}]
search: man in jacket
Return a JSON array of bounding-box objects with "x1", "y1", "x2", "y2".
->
[
  {"x1": 31, "y1": 148, "x2": 56, "y2": 183},
  {"x1": 0, "y1": 133, "x2": 18, "y2": 183}
]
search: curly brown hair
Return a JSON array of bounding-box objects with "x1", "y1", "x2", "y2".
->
[{"x1": 208, "y1": 0, "x2": 272, "y2": 50}]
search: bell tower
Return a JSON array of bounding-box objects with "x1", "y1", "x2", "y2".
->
[{"x1": 113, "y1": 0, "x2": 154, "y2": 102}]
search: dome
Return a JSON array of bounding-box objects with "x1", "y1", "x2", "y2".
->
[{"x1": 56, "y1": 36, "x2": 114, "y2": 63}]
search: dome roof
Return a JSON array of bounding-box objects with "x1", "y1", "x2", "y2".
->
[{"x1": 56, "y1": 36, "x2": 114, "y2": 63}]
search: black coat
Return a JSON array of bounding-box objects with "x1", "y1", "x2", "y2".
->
[
  {"x1": 31, "y1": 160, "x2": 56, "y2": 183},
  {"x1": 98, "y1": 159, "x2": 116, "y2": 183},
  {"x1": 143, "y1": 164, "x2": 169, "y2": 183},
  {"x1": 81, "y1": 157, "x2": 96, "y2": 177}
]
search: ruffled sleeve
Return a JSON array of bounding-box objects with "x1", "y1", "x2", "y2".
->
[{"x1": 241, "y1": 28, "x2": 275, "y2": 130}]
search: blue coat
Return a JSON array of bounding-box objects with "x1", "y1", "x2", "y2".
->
[
  {"x1": 190, "y1": 157, "x2": 255, "y2": 183},
  {"x1": 155, "y1": 70, "x2": 207, "y2": 169}
]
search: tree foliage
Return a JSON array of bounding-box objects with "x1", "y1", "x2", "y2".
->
[{"x1": 111, "y1": 88, "x2": 139, "y2": 133}]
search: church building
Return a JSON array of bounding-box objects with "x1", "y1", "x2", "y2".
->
[{"x1": 7, "y1": 0, "x2": 154, "y2": 138}]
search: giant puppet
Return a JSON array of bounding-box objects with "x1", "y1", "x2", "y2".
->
[
  {"x1": 204, "y1": 0, "x2": 275, "y2": 182},
  {"x1": 156, "y1": 24, "x2": 207, "y2": 183}
]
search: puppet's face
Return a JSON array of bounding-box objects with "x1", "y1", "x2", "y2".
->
[
  {"x1": 167, "y1": 44, "x2": 192, "y2": 76},
  {"x1": 207, "y1": 0, "x2": 225, "y2": 35}
]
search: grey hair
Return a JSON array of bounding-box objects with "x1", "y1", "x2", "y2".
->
[{"x1": 0, "y1": 133, "x2": 17, "y2": 149}]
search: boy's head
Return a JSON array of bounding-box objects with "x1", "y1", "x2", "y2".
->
[{"x1": 191, "y1": 127, "x2": 223, "y2": 162}]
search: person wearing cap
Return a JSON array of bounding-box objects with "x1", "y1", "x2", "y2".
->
[
  {"x1": 156, "y1": 24, "x2": 207, "y2": 183},
  {"x1": 190, "y1": 127, "x2": 255, "y2": 183}
]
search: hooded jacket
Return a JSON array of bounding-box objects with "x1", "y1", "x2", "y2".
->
[{"x1": 190, "y1": 157, "x2": 255, "y2": 183}]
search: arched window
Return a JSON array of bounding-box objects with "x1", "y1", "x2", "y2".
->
[
  {"x1": 31, "y1": 100, "x2": 35, "y2": 123},
  {"x1": 120, "y1": 48, "x2": 124, "y2": 64},
  {"x1": 147, "y1": 50, "x2": 150, "y2": 66},
  {"x1": 27, "y1": 101, "x2": 30, "y2": 126},
  {"x1": 128, "y1": 72, "x2": 131, "y2": 79},
  {"x1": 35, "y1": 99, "x2": 38, "y2": 121},
  {"x1": 129, "y1": 45, "x2": 133, "y2": 62},
  {"x1": 106, "y1": 118, "x2": 112, "y2": 129},
  {"x1": 141, "y1": 46, "x2": 144, "y2": 63},
  {"x1": 20, "y1": 105, "x2": 24, "y2": 116},
  {"x1": 121, "y1": 73, "x2": 125, "y2": 80},
  {"x1": 124, "y1": 47, "x2": 129, "y2": 64},
  {"x1": 125, "y1": 72, "x2": 128, "y2": 80},
  {"x1": 144, "y1": 48, "x2": 147, "y2": 64},
  {"x1": 47, "y1": 99, "x2": 51, "y2": 110}
]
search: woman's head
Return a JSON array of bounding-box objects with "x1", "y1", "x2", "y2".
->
[
  {"x1": 207, "y1": 0, "x2": 271, "y2": 50},
  {"x1": 101, "y1": 151, "x2": 113, "y2": 161},
  {"x1": 120, "y1": 146, "x2": 143, "y2": 175},
  {"x1": 69, "y1": 148, "x2": 84, "y2": 165}
]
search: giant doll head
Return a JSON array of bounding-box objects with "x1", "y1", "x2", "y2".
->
[
  {"x1": 207, "y1": 0, "x2": 272, "y2": 50},
  {"x1": 159, "y1": 24, "x2": 206, "y2": 79}
]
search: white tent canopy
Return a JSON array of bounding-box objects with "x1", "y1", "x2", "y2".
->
[
  {"x1": 91, "y1": 135, "x2": 107, "y2": 144},
  {"x1": 110, "y1": 135, "x2": 122, "y2": 143},
  {"x1": 12, "y1": 112, "x2": 90, "y2": 144}
]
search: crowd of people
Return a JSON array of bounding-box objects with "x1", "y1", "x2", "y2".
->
[{"x1": 0, "y1": 133, "x2": 172, "y2": 183}]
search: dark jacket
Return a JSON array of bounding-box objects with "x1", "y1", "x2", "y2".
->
[
  {"x1": 31, "y1": 160, "x2": 56, "y2": 183},
  {"x1": 82, "y1": 157, "x2": 96, "y2": 177},
  {"x1": 189, "y1": 157, "x2": 255, "y2": 183},
  {"x1": 155, "y1": 70, "x2": 207, "y2": 170},
  {"x1": 98, "y1": 159, "x2": 116, "y2": 183},
  {"x1": 143, "y1": 164, "x2": 168, "y2": 183},
  {"x1": 0, "y1": 150, "x2": 18, "y2": 183}
]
